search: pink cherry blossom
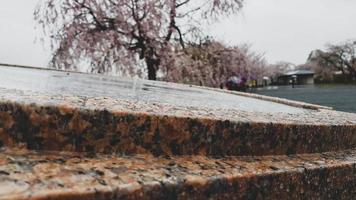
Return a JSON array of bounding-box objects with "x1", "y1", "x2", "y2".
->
[{"x1": 35, "y1": 0, "x2": 244, "y2": 80}]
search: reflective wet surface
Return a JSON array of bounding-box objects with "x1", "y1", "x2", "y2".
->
[
  {"x1": 255, "y1": 85, "x2": 356, "y2": 113},
  {"x1": 0, "y1": 65, "x2": 304, "y2": 114},
  {"x1": 0, "y1": 65, "x2": 356, "y2": 200}
]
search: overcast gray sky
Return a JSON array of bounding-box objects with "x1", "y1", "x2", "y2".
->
[{"x1": 0, "y1": 0, "x2": 355, "y2": 67}]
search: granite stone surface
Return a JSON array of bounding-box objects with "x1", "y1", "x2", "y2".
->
[
  {"x1": 0, "y1": 87, "x2": 355, "y2": 156},
  {"x1": 0, "y1": 65, "x2": 305, "y2": 114},
  {"x1": 0, "y1": 148, "x2": 355, "y2": 200},
  {"x1": 0, "y1": 65, "x2": 355, "y2": 199}
]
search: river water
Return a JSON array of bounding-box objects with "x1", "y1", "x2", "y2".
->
[{"x1": 253, "y1": 85, "x2": 356, "y2": 113}]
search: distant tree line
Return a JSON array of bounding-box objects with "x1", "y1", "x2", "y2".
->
[
  {"x1": 266, "y1": 40, "x2": 356, "y2": 84},
  {"x1": 162, "y1": 38, "x2": 267, "y2": 87},
  {"x1": 304, "y1": 40, "x2": 356, "y2": 83}
]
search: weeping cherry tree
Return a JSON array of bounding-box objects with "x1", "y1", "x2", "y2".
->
[{"x1": 35, "y1": 0, "x2": 244, "y2": 80}]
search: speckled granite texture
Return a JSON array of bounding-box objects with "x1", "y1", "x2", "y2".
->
[
  {"x1": 0, "y1": 148, "x2": 355, "y2": 200},
  {"x1": 0, "y1": 65, "x2": 355, "y2": 199},
  {"x1": 0, "y1": 88, "x2": 356, "y2": 156}
]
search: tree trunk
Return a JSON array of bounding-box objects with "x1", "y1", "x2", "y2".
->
[
  {"x1": 145, "y1": 57, "x2": 159, "y2": 80},
  {"x1": 350, "y1": 70, "x2": 356, "y2": 82}
]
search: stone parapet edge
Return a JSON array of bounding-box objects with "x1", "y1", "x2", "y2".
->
[
  {"x1": 0, "y1": 98, "x2": 355, "y2": 156},
  {"x1": 0, "y1": 63, "x2": 332, "y2": 111},
  {"x1": 1, "y1": 148, "x2": 355, "y2": 200},
  {"x1": 194, "y1": 85, "x2": 333, "y2": 111}
]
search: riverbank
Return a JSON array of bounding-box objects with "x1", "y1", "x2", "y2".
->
[{"x1": 253, "y1": 84, "x2": 356, "y2": 113}]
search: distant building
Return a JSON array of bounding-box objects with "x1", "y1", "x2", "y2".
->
[{"x1": 277, "y1": 70, "x2": 315, "y2": 85}]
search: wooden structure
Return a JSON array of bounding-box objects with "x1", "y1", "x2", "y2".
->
[{"x1": 278, "y1": 69, "x2": 315, "y2": 85}]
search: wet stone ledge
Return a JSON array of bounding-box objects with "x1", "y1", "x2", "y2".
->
[
  {"x1": 0, "y1": 65, "x2": 356, "y2": 199},
  {"x1": 0, "y1": 148, "x2": 355, "y2": 200},
  {"x1": 0, "y1": 88, "x2": 355, "y2": 156}
]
